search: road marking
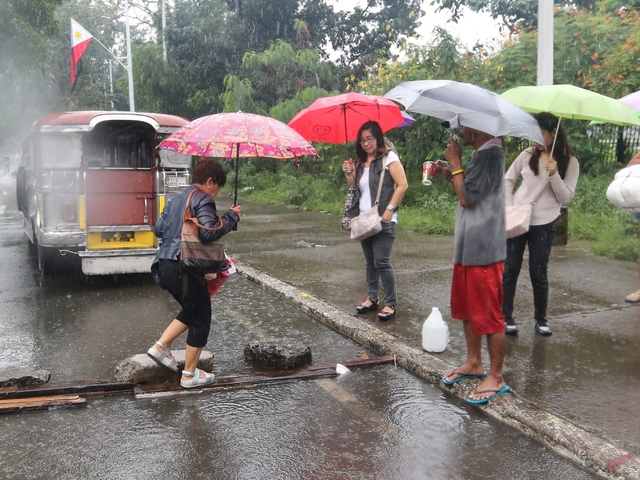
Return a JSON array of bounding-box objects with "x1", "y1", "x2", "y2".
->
[
  {"x1": 0, "y1": 205, "x2": 5, "y2": 215},
  {"x1": 2, "y1": 191, "x2": 6, "y2": 196}
]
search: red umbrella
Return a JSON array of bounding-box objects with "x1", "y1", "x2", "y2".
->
[
  {"x1": 288, "y1": 92, "x2": 405, "y2": 144},
  {"x1": 159, "y1": 111, "x2": 317, "y2": 204}
]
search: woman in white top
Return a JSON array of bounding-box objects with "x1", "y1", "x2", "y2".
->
[
  {"x1": 341, "y1": 121, "x2": 408, "y2": 320},
  {"x1": 503, "y1": 112, "x2": 580, "y2": 336}
]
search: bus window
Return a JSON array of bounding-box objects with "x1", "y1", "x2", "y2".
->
[
  {"x1": 157, "y1": 148, "x2": 193, "y2": 168},
  {"x1": 38, "y1": 133, "x2": 83, "y2": 169},
  {"x1": 21, "y1": 137, "x2": 32, "y2": 169}
]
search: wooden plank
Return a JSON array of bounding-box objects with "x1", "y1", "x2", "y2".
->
[
  {"x1": 0, "y1": 395, "x2": 86, "y2": 415},
  {"x1": 227, "y1": 355, "x2": 395, "y2": 377},
  {"x1": 309, "y1": 355, "x2": 395, "y2": 371},
  {"x1": 134, "y1": 368, "x2": 339, "y2": 399},
  {"x1": 1, "y1": 355, "x2": 395, "y2": 402},
  {"x1": 0, "y1": 381, "x2": 135, "y2": 401}
]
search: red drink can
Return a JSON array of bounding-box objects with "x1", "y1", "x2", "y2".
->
[{"x1": 422, "y1": 161, "x2": 436, "y2": 186}]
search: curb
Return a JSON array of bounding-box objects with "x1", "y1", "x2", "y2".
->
[{"x1": 236, "y1": 262, "x2": 640, "y2": 480}]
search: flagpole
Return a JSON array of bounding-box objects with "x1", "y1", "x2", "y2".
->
[
  {"x1": 125, "y1": 0, "x2": 135, "y2": 111},
  {"x1": 84, "y1": 34, "x2": 126, "y2": 69},
  {"x1": 162, "y1": 0, "x2": 167, "y2": 62}
]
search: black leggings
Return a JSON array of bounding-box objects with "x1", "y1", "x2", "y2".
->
[
  {"x1": 157, "y1": 259, "x2": 211, "y2": 348},
  {"x1": 502, "y1": 221, "x2": 556, "y2": 323}
]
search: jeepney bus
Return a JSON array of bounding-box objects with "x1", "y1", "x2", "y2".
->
[{"x1": 16, "y1": 111, "x2": 193, "y2": 275}]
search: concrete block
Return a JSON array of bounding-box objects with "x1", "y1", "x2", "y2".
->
[
  {"x1": 244, "y1": 338, "x2": 312, "y2": 369},
  {"x1": 113, "y1": 350, "x2": 214, "y2": 384},
  {"x1": 0, "y1": 366, "x2": 51, "y2": 387}
]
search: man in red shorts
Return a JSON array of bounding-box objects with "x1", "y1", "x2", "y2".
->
[{"x1": 435, "y1": 125, "x2": 510, "y2": 404}]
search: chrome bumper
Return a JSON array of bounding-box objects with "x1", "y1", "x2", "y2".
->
[
  {"x1": 78, "y1": 248, "x2": 157, "y2": 275},
  {"x1": 37, "y1": 229, "x2": 86, "y2": 248}
]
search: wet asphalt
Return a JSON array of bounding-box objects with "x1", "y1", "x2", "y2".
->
[
  {"x1": 0, "y1": 172, "x2": 604, "y2": 480},
  {"x1": 219, "y1": 197, "x2": 640, "y2": 456},
  {"x1": 0, "y1": 168, "x2": 637, "y2": 477}
]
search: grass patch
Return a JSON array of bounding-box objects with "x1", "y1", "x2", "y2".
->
[
  {"x1": 569, "y1": 175, "x2": 639, "y2": 260},
  {"x1": 228, "y1": 161, "x2": 639, "y2": 261}
]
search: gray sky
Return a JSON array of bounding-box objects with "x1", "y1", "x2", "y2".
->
[{"x1": 329, "y1": 0, "x2": 503, "y2": 49}]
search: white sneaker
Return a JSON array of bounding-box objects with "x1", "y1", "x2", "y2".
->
[
  {"x1": 504, "y1": 318, "x2": 518, "y2": 335},
  {"x1": 535, "y1": 321, "x2": 552, "y2": 336}
]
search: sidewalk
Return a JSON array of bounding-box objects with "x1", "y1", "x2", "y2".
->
[{"x1": 222, "y1": 199, "x2": 640, "y2": 478}]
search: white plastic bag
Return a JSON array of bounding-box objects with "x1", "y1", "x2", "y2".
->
[{"x1": 606, "y1": 165, "x2": 640, "y2": 212}]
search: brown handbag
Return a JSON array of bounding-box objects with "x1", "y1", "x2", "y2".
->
[{"x1": 180, "y1": 189, "x2": 227, "y2": 274}]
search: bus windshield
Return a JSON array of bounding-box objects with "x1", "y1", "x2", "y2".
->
[{"x1": 82, "y1": 121, "x2": 155, "y2": 169}]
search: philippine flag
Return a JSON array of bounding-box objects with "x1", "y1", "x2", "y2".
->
[{"x1": 70, "y1": 18, "x2": 94, "y2": 84}]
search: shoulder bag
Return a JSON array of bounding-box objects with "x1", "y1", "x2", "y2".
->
[
  {"x1": 506, "y1": 184, "x2": 550, "y2": 239},
  {"x1": 350, "y1": 159, "x2": 387, "y2": 241},
  {"x1": 180, "y1": 189, "x2": 228, "y2": 274}
]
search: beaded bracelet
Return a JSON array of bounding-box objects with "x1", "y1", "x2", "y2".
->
[{"x1": 451, "y1": 169, "x2": 464, "y2": 176}]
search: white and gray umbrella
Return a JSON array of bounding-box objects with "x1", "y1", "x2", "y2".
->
[{"x1": 384, "y1": 80, "x2": 545, "y2": 145}]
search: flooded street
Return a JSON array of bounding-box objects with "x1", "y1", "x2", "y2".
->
[{"x1": 0, "y1": 177, "x2": 603, "y2": 478}]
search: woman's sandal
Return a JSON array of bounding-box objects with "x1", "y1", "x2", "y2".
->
[
  {"x1": 377, "y1": 306, "x2": 396, "y2": 321},
  {"x1": 356, "y1": 299, "x2": 379, "y2": 314},
  {"x1": 146, "y1": 341, "x2": 178, "y2": 372},
  {"x1": 180, "y1": 368, "x2": 215, "y2": 389}
]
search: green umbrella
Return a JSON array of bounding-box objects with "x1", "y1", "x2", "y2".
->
[{"x1": 502, "y1": 84, "x2": 640, "y2": 127}]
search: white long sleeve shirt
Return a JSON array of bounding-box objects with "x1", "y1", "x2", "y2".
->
[{"x1": 505, "y1": 147, "x2": 580, "y2": 226}]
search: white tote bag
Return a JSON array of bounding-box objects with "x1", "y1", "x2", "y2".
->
[
  {"x1": 505, "y1": 203, "x2": 534, "y2": 239},
  {"x1": 505, "y1": 184, "x2": 550, "y2": 239}
]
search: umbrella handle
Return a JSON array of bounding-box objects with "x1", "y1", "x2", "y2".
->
[
  {"x1": 233, "y1": 152, "x2": 239, "y2": 230},
  {"x1": 549, "y1": 116, "x2": 561, "y2": 159},
  {"x1": 541, "y1": 116, "x2": 561, "y2": 184}
]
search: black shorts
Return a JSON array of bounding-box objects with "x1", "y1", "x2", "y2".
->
[{"x1": 157, "y1": 259, "x2": 212, "y2": 348}]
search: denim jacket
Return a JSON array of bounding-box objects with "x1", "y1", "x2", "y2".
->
[{"x1": 346, "y1": 153, "x2": 398, "y2": 218}]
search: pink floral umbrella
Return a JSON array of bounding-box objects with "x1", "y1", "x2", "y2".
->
[{"x1": 159, "y1": 111, "x2": 317, "y2": 204}]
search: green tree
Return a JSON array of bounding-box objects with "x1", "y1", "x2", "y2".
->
[
  {"x1": 219, "y1": 75, "x2": 264, "y2": 114},
  {"x1": 268, "y1": 86, "x2": 332, "y2": 123},
  {"x1": 241, "y1": 39, "x2": 334, "y2": 111},
  {"x1": 161, "y1": 0, "x2": 235, "y2": 118},
  {"x1": 473, "y1": 1, "x2": 640, "y2": 96},
  {"x1": 0, "y1": 0, "x2": 66, "y2": 145},
  {"x1": 328, "y1": 0, "x2": 422, "y2": 67},
  {"x1": 224, "y1": 0, "x2": 306, "y2": 53}
]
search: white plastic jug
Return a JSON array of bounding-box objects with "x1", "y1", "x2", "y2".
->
[{"x1": 422, "y1": 307, "x2": 449, "y2": 353}]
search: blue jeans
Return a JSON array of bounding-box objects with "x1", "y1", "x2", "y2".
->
[
  {"x1": 502, "y1": 221, "x2": 555, "y2": 323},
  {"x1": 360, "y1": 222, "x2": 398, "y2": 307}
]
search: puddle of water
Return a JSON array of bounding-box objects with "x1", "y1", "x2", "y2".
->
[
  {"x1": 0, "y1": 368, "x2": 597, "y2": 480},
  {"x1": 0, "y1": 214, "x2": 599, "y2": 479}
]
